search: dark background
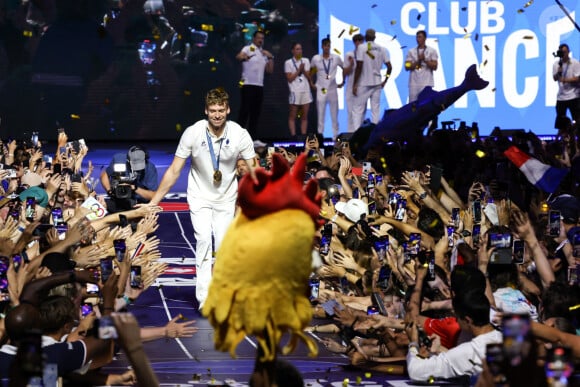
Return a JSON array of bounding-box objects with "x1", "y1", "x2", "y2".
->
[{"x1": 0, "y1": 0, "x2": 318, "y2": 142}]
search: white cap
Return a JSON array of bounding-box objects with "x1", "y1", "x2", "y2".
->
[{"x1": 334, "y1": 198, "x2": 369, "y2": 222}]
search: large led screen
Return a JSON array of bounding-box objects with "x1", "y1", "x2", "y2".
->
[{"x1": 319, "y1": 0, "x2": 580, "y2": 137}]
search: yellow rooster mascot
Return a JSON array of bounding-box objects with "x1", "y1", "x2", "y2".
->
[{"x1": 202, "y1": 153, "x2": 321, "y2": 386}]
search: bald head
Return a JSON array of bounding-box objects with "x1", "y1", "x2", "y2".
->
[{"x1": 5, "y1": 304, "x2": 41, "y2": 343}]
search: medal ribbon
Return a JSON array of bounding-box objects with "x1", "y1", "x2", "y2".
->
[{"x1": 206, "y1": 128, "x2": 224, "y2": 174}]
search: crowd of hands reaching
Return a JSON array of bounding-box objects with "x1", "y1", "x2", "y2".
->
[
  {"x1": 239, "y1": 127, "x2": 580, "y2": 384},
  {"x1": 0, "y1": 130, "x2": 199, "y2": 386}
]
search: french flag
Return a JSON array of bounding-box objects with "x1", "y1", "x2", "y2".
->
[{"x1": 504, "y1": 145, "x2": 569, "y2": 193}]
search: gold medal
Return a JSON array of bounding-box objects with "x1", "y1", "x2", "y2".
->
[
  {"x1": 213, "y1": 170, "x2": 222, "y2": 183},
  {"x1": 326, "y1": 75, "x2": 330, "y2": 80}
]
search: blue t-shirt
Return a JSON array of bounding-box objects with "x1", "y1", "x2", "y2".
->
[{"x1": 105, "y1": 153, "x2": 159, "y2": 202}]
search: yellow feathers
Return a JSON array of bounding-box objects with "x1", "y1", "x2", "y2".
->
[{"x1": 203, "y1": 209, "x2": 318, "y2": 361}]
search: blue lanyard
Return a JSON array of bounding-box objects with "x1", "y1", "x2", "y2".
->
[
  {"x1": 322, "y1": 57, "x2": 331, "y2": 77},
  {"x1": 205, "y1": 128, "x2": 224, "y2": 171}
]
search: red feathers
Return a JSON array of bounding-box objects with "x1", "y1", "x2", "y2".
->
[{"x1": 237, "y1": 153, "x2": 321, "y2": 225}]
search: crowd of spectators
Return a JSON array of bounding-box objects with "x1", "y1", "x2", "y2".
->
[
  {"x1": 241, "y1": 122, "x2": 580, "y2": 386},
  {"x1": 0, "y1": 129, "x2": 197, "y2": 386}
]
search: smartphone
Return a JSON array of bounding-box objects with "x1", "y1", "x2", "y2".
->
[
  {"x1": 267, "y1": 147, "x2": 275, "y2": 156},
  {"x1": 12, "y1": 254, "x2": 22, "y2": 273},
  {"x1": 119, "y1": 214, "x2": 129, "y2": 228},
  {"x1": 362, "y1": 162, "x2": 372, "y2": 174},
  {"x1": 51, "y1": 208, "x2": 64, "y2": 226},
  {"x1": 567, "y1": 266, "x2": 579, "y2": 285},
  {"x1": 377, "y1": 265, "x2": 391, "y2": 290},
  {"x1": 429, "y1": 165, "x2": 443, "y2": 194},
  {"x1": 472, "y1": 224, "x2": 481, "y2": 247},
  {"x1": 408, "y1": 232, "x2": 421, "y2": 256},
  {"x1": 86, "y1": 283, "x2": 100, "y2": 295},
  {"x1": 473, "y1": 200, "x2": 482, "y2": 223},
  {"x1": 486, "y1": 343, "x2": 505, "y2": 378},
  {"x1": 52, "y1": 163, "x2": 61, "y2": 175},
  {"x1": 31, "y1": 132, "x2": 39, "y2": 148},
  {"x1": 545, "y1": 346, "x2": 573, "y2": 383},
  {"x1": 447, "y1": 225, "x2": 455, "y2": 247},
  {"x1": 367, "y1": 173, "x2": 375, "y2": 188},
  {"x1": 366, "y1": 305, "x2": 379, "y2": 316},
  {"x1": 513, "y1": 239, "x2": 525, "y2": 264},
  {"x1": 548, "y1": 210, "x2": 561, "y2": 237},
  {"x1": 502, "y1": 314, "x2": 531, "y2": 367},
  {"x1": 374, "y1": 236, "x2": 389, "y2": 263},
  {"x1": 488, "y1": 232, "x2": 513, "y2": 264},
  {"x1": 572, "y1": 228, "x2": 580, "y2": 258},
  {"x1": 371, "y1": 292, "x2": 388, "y2": 316},
  {"x1": 113, "y1": 239, "x2": 126, "y2": 262},
  {"x1": 426, "y1": 250, "x2": 436, "y2": 281},
  {"x1": 99, "y1": 257, "x2": 114, "y2": 283},
  {"x1": 25, "y1": 197, "x2": 35, "y2": 221},
  {"x1": 375, "y1": 174, "x2": 383, "y2": 186},
  {"x1": 368, "y1": 201, "x2": 376, "y2": 215},
  {"x1": 81, "y1": 303, "x2": 93, "y2": 317},
  {"x1": 130, "y1": 265, "x2": 143, "y2": 288},
  {"x1": 56, "y1": 223, "x2": 67, "y2": 240},
  {"x1": 452, "y1": 208, "x2": 460, "y2": 228},
  {"x1": 309, "y1": 278, "x2": 320, "y2": 302},
  {"x1": 320, "y1": 299, "x2": 343, "y2": 316},
  {"x1": 319, "y1": 223, "x2": 332, "y2": 256},
  {"x1": 95, "y1": 316, "x2": 118, "y2": 339},
  {"x1": 418, "y1": 329, "x2": 433, "y2": 349},
  {"x1": 395, "y1": 199, "x2": 407, "y2": 221},
  {"x1": 0, "y1": 257, "x2": 9, "y2": 301}
]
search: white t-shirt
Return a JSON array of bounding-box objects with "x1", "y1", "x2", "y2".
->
[
  {"x1": 406, "y1": 45, "x2": 438, "y2": 88},
  {"x1": 175, "y1": 120, "x2": 255, "y2": 204},
  {"x1": 355, "y1": 41, "x2": 389, "y2": 86},
  {"x1": 311, "y1": 53, "x2": 343, "y2": 89},
  {"x1": 553, "y1": 58, "x2": 580, "y2": 101},
  {"x1": 344, "y1": 50, "x2": 357, "y2": 92},
  {"x1": 240, "y1": 44, "x2": 269, "y2": 86},
  {"x1": 407, "y1": 329, "x2": 502, "y2": 381},
  {"x1": 285, "y1": 57, "x2": 311, "y2": 93}
]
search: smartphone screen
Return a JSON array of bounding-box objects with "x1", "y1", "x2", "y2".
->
[
  {"x1": 472, "y1": 224, "x2": 481, "y2": 247},
  {"x1": 0, "y1": 256, "x2": 9, "y2": 301},
  {"x1": 81, "y1": 303, "x2": 93, "y2": 317},
  {"x1": 371, "y1": 292, "x2": 388, "y2": 316},
  {"x1": 113, "y1": 239, "x2": 126, "y2": 262},
  {"x1": 309, "y1": 278, "x2": 320, "y2": 302},
  {"x1": 513, "y1": 239, "x2": 525, "y2": 264},
  {"x1": 86, "y1": 283, "x2": 100, "y2": 295},
  {"x1": 473, "y1": 200, "x2": 482, "y2": 223},
  {"x1": 426, "y1": 250, "x2": 436, "y2": 281},
  {"x1": 52, "y1": 163, "x2": 62, "y2": 175},
  {"x1": 573, "y1": 228, "x2": 580, "y2": 258},
  {"x1": 25, "y1": 197, "x2": 35, "y2": 221},
  {"x1": 366, "y1": 305, "x2": 379, "y2": 316},
  {"x1": 452, "y1": 208, "x2": 460, "y2": 228},
  {"x1": 130, "y1": 265, "x2": 143, "y2": 288},
  {"x1": 319, "y1": 223, "x2": 332, "y2": 256},
  {"x1": 395, "y1": 199, "x2": 407, "y2": 221},
  {"x1": 96, "y1": 316, "x2": 118, "y2": 339},
  {"x1": 119, "y1": 214, "x2": 129, "y2": 228},
  {"x1": 488, "y1": 232, "x2": 513, "y2": 264},
  {"x1": 51, "y1": 208, "x2": 64, "y2": 226},
  {"x1": 447, "y1": 225, "x2": 455, "y2": 247},
  {"x1": 374, "y1": 236, "x2": 389, "y2": 263},
  {"x1": 99, "y1": 257, "x2": 114, "y2": 283},
  {"x1": 502, "y1": 314, "x2": 531, "y2": 367},
  {"x1": 377, "y1": 265, "x2": 391, "y2": 290},
  {"x1": 486, "y1": 343, "x2": 505, "y2": 378},
  {"x1": 545, "y1": 346, "x2": 573, "y2": 382},
  {"x1": 548, "y1": 210, "x2": 561, "y2": 237},
  {"x1": 408, "y1": 233, "x2": 421, "y2": 256}
]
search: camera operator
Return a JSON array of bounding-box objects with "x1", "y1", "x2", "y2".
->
[
  {"x1": 100, "y1": 146, "x2": 158, "y2": 212},
  {"x1": 552, "y1": 44, "x2": 580, "y2": 126}
]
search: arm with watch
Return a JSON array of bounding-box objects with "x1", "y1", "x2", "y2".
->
[{"x1": 400, "y1": 171, "x2": 450, "y2": 223}]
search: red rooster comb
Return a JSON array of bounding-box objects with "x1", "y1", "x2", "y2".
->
[{"x1": 238, "y1": 153, "x2": 321, "y2": 225}]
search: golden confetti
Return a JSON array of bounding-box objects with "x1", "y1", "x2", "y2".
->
[
  {"x1": 492, "y1": 87, "x2": 496, "y2": 92},
  {"x1": 401, "y1": 45, "x2": 407, "y2": 49},
  {"x1": 484, "y1": 45, "x2": 490, "y2": 51},
  {"x1": 211, "y1": 66, "x2": 217, "y2": 72},
  {"x1": 483, "y1": 59, "x2": 488, "y2": 66},
  {"x1": 310, "y1": 67, "x2": 318, "y2": 74},
  {"x1": 517, "y1": 9, "x2": 524, "y2": 13},
  {"x1": 463, "y1": 28, "x2": 468, "y2": 33},
  {"x1": 523, "y1": 35, "x2": 534, "y2": 40},
  {"x1": 177, "y1": 34, "x2": 182, "y2": 40},
  {"x1": 153, "y1": 35, "x2": 160, "y2": 40},
  {"x1": 390, "y1": 20, "x2": 397, "y2": 25},
  {"x1": 338, "y1": 29, "x2": 346, "y2": 38},
  {"x1": 349, "y1": 26, "x2": 359, "y2": 35},
  {"x1": 322, "y1": 88, "x2": 327, "y2": 95},
  {"x1": 333, "y1": 48, "x2": 342, "y2": 55},
  {"x1": 391, "y1": 35, "x2": 397, "y2": 41},
  {"x1": 475, "y1": 33, "x2": 479, "y2": 41},
  {"x1": 461, "y1": 6, "x2": 467, "y2": 11},
  {"x1": 209, "y1": 57, "x2": 216, "y2": 63},
  {"x1": 23, "y1": 30, "x2": 33, "y2": 37},
  {"x1": 184, "y1": 90, "x2": 191, "y2": 95},
  {"x1": 371, "y1": 4, "x2": 378, "y2": 8},
  {"x1": 342, "y1": 379, "x2": 350, "y2": 387},
  {"x1": 524, "y1": 0, "x2": 533, "y2": 7},
  {"x1": 250, "y1": 46, "x2": 255, "y2": 52},
  {"x1": 176, "y1": 123, "x2": 182, "y2": 131},
  {"x1": 70, "y1": 114, "x2": 80, "y2": 119},
  {"x1": 356, "y1": 376, "x2": 362, "y2": 384},
  {"x1": 463, "y1": 33, "x2": 471, "y2": 39},
  {"x1": 366, "y1": 51, "x2": 375, "y2": 59},
  {"x1": 417, "y1": 13, "x2": 422, "y2": 21}
]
